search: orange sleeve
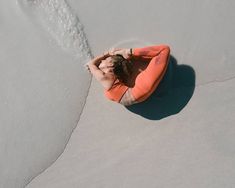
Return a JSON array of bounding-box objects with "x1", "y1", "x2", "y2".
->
[{"x1": 132, "y1": 45, "x2": 170, "y2": 59}]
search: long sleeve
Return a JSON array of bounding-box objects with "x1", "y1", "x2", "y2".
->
[
  {"x1": 131, "y1": 44, "x2": 170, "y2": 102},
  {"x1": 133, "y1": 45, "x2": 170, "y2": 59}
]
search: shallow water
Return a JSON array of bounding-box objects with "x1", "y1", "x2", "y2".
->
[
  {"x1": 0, "y1": 0, "x2": 91, "y2": 187},
  {"x1": 19, "y1": 0, "x2": 92, "y2": 59}
]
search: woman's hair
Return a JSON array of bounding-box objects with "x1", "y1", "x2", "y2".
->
[{"x1": 111, "y1": 54, "x2": 133, "y2": 84}]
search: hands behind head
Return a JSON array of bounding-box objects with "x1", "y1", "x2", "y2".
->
[
  {"x1": 108, "y1": 48, "x2": 131, "y2": 59},
  {"x1": 85, "y1": 48, "x2": 131, "y2": 73},
  {"x1": 84, "y1": 51, "x2": 110, "y2": 73}
]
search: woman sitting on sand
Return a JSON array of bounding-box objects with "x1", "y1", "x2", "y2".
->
[{"x1": 85, "y1": 44, "x2": 170, "y2": 106}]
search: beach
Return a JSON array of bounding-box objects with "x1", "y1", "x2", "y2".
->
[{"x1": 1, "y1": 0, "x2": 235, "y2": 187}]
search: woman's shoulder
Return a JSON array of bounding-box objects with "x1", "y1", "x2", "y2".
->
[{"x1": 103, "y1": 73, "x2": 118, "y2": 91}]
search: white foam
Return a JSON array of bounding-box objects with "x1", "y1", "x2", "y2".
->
[{"x1": 19, "y1": 0, "x2": 92, "y2": 60}]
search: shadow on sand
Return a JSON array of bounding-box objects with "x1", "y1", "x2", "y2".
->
[{"x1": 126, "y1": 55, "x2": 196, "y2": 120}]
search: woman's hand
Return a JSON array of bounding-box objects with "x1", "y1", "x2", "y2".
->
[{"x1": 109, "y1": 48, "x2": 131, "y2": 59}]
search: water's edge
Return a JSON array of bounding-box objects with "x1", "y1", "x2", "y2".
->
[{"x1": 18, "y1": 0, "x2": 93, "y2": 187}]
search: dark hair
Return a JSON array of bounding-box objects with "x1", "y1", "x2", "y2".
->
[{"x1": 111, "y1": 55, "x2": 133, "y2": 84}]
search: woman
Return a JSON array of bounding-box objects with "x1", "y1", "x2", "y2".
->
[{"x1": 86, "y1": 44, "x2": 170, "y2": 106}]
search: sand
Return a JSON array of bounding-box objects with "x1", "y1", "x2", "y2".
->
[{"x1": 1, "y1": 0, "x2": 235, "y2": 187}]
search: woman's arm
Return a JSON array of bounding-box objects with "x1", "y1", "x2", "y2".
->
[
  {"x1": 109, "y1": 45, "x2": 170, "y2": 60},
  {"x1": 109, "y1": 48, "x2": 132, "y2": 59},
  {"x1": 87, "y1": 53, "x2": 108, "y2": 74},
  {"x1": 86, "y1": 52, "x2": 115, "y2": 90}
]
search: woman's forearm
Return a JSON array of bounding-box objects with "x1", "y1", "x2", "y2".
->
[
  {"x1": 89, "y1": 52, "x2": 109, "y2": 66},
  {"x1": 109, "y1": 48, "x2": 132, "y2": 59},
  {"x1": 87, "y1": 52, "x2": 109, "y2": 73},
  {"x1": 89, "y1": 60, "x2": 99, "y2": 67}
]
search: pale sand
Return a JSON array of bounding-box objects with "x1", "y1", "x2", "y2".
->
[{"x1": 1, "y1": 0, "x2": 235, "y2": 188}]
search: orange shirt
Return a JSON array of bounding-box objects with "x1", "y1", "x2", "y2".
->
[
  {"x1": 104, "y1": 79, "x2": 129, "y2": 103},
  {"x1": 104, "y1": 45, "x2": 170, "y2": 103}
]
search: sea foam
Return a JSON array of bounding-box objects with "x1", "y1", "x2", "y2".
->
[{"x1": 19, "y1": 0, "x2": 92, "y2": 60}]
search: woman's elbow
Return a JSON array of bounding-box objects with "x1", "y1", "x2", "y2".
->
[
  {"x1": 163, "y1": 45, "x2": 170, "y2": 52},
  {"x1": 162, "y1": 45, "x2": 170, "y2": 56}
]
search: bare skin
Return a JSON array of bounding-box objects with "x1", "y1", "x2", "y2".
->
[
  {"x1": 86, "y1": 48, "x2": 146, "y2": 106},
  {"x1": 85, "y1": 52, "x2": 116, "y2": 90}
]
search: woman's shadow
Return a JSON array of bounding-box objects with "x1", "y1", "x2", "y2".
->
[{"x1": 126, "y1": 55, "x2": 196, "y2": 120}]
